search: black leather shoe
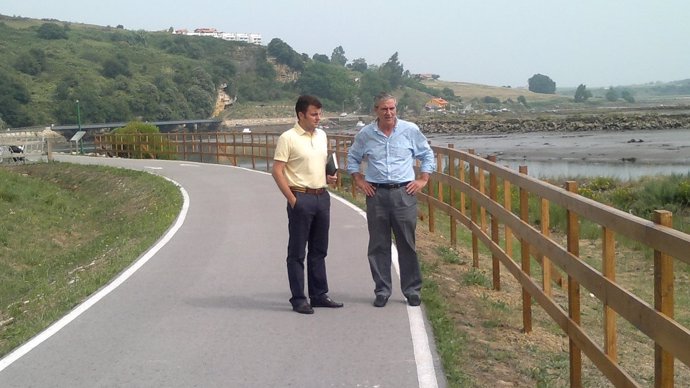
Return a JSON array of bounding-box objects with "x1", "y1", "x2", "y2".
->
[
  {"x1": 292, "y1": 302, "x2": 314, "y2": 314},
  {"x1": 407, "y1": 294, "x2": 421, "y2": 306},
  {"x1": 311, "y1": 295, "x2": 344, "y2": 308},
  {"x1": 373, "y1": 295, "x2": 389, "y2": 307}
]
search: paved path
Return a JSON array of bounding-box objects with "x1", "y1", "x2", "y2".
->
[{"x1": 0, "y1": 156, "x2": 445, "y2": 388}]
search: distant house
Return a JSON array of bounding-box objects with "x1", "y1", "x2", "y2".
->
[
  {"x1": 425, "y1": 97, "x2": 449, "y2": 111},
  {"x1": 173, "y1": 27, "x2": 262, "y2": 45},
  {"x1": 414, "y1": 73, "x2": 440, "y2": 81}
]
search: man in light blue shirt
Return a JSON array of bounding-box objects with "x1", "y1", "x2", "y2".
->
[{"x1": 347, "y1": 92, "x2": 435, "y2": 307}]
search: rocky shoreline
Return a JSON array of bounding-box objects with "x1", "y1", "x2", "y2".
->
[{"x1": 416, "y1": 113, "x2": 690, "y2": 134}]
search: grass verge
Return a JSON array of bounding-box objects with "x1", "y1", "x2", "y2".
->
[{"x1": 0, "y1": 162, "x2": 182, "y2": 357}]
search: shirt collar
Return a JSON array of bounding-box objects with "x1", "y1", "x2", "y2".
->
[
  {"x1": 293, "y1": 122, "x2": 308, "y2": 135},
  {"x1": 374, "y1": 117, "x2": 398, "y2": 135}
]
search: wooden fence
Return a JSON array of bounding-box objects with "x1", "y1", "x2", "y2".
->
[{"x1": 95, "y1": 131, "x2": 690, "y2": 387}]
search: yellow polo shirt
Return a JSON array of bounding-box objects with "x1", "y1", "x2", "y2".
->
[{"x1": 274, "y1": 123, "x2": 328, "y2": 189}]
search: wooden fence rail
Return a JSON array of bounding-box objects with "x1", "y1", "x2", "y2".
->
[{"x1": 95, "y1": 132, "x2": 690, "y2": 387}]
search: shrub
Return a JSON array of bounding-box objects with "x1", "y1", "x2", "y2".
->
[{"x1": 36, "y1": 23, "x2": 68, "y2": 40}]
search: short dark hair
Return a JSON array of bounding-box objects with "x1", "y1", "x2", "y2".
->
[{"x1": 295, "y1": 95, "x2": 322, "y2": 118}]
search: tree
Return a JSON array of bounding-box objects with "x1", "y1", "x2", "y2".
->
[
  {"x1": 348, "y1": 57, "x2": 368, "y2": 73},
  {"x1": 621, "y1": 90, "x2": 635, "y2": 103},
  {"x1": 114, "y1": 121, "x2": 161, "y2": 135},
  {"x1": 517, "y1": 95, "x2": 529, "y2": 107},
  {"x1": 357, "y1": 71, "x2": 390, "y2": 109},
  {"x1": 36, "y1": 23, "x2": 68, "y2": 40},
  {"x1": 102, "y1": 54, "x2": 132, "y2": 78},
  {"x1": 312, "y1": 53, "x2": 330, "y2": 64},
  {"x1": 397, "y1": 91, "x2": 423, "y2": 115},
  {"x1": 574, "y1": 84, "x2": 592, "y2": 102},
  {"x1": 266, "y1": 38, "x2": 304, "y2": 71},
  {"x1": 295, "y1": 62, "x2": 356, "y2": 110},
  {"x1": 0, "y1": 70, "x2": 32, "y2": 127},
  {"x1": 528, "y1": 73, "x2": 556, "y2": 94},
  {"x1": 14, "y1": 48, "x2": 46, "y2": 75},
  {"x1": 330, "y1": 46, "x2": 347, "y2": 67},
  {"x1": 605, "y1": 87, "x2": 619, "y2": 102},
  {"x1": 441, "y1": 87, "x2": 456, "y2": 100},
  {"x1": 112, "y1": 121, "x2": 169, "y2": 159},
  {"x1": 483, "y1": 96, "x2": 500, "y2": 104},
  {"x1": 379, "y1": 52, "x2": 405, "y2": 89}
]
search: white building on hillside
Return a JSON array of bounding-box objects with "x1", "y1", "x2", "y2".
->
[{"x1": 174, "y1": 28, "x2": 262, "y2": 45}]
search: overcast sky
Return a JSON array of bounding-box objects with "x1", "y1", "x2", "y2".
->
[{"x1": 3, "y1": 0, "x2": 689, "y2": 88}]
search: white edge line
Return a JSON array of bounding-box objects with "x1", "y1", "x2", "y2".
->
[
  {"x1": 330, "y1": 192, "x2": 439, "y2": 388},
  {"x1": 0, "y1": 177, "x2": 190, "y2": 372}
]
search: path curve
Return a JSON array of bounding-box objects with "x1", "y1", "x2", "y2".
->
[{"x1": 0, "y1": 155, "x2": 445, "y2": 388}]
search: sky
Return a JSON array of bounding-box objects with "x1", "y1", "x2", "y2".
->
[{"x1": 2, "y1": 0, "x2": 689, "y2": 88}]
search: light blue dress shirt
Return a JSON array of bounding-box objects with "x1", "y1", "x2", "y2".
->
[{"x1": 346, "y1": 118, "x2": 436, "y2": 183}]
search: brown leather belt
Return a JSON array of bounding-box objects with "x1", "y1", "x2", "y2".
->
[{"x1": 290, "y1": 186, "x2": 326, "y2": 195}]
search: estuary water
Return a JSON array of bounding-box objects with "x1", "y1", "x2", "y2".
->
[{"x1": 425, "y1": 128, "x2": 690, "y2": 180}]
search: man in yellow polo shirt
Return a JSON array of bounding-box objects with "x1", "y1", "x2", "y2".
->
[{"x1": 272, "y1": 95, "x2": 342, "y2": 314}]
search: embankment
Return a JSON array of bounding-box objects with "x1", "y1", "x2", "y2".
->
[{"x1": 417, "y1": 113, "x2": 690, "y2": 134}]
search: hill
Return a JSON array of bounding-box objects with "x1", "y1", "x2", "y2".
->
[
  {"x1": 422, "y1": 79, "x2": 567, "y2": 103},
  {"x1": 0, "y1": 14, "x2": 270, "y2": 128},
  {"x1": 2, "y1": 14, "x2": 689, "y2": 131}
]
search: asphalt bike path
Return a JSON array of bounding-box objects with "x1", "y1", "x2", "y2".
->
[{"x1": 0, "y1": 155, "x2": 445, "y2": 387}]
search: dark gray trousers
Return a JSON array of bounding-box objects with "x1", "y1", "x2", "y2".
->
[
  {"x1": 286, "y1": 191, "x2": 330, "y2": 306},
  {"x1": 365, "y1": 187, "x2": 422, "y2": 298}
]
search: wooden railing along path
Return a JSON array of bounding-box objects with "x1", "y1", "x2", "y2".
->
[{"x1": 94, "y1": 132, "x2": 690, "y2": 387}]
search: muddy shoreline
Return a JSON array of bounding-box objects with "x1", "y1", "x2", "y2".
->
[{"x1": 417, "y1": 113, "x2": 690, "y2": 165}]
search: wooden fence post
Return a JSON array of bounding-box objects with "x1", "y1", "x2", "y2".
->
[
  {"x1": 448, "y1": 145, "x2": 457, "y2": 247},
  {"x1": 653, "y1": 210, "x2": 674, "y2": 388},
  {"x1": 265, "y1": 133, "x2": 270, "y2": 172},
  {"x1": 565, "y1": 181, "x2": 582, "y2": 387},
  {"x1": 602, "y1": 226, "x2": 617, "y2": 361},
  {"x1": 479, "y1": 165, "x2": 487, "y2": 233},
  {"x1": 469, "y1": 150, "x2": 479, "y2": 268},
  {"x1": 47, "y1": 137, "x2": 54, "y2": 161},
  {"x1": 488, "y1": 155, "x2": 500, "y2": 291},
  {"x1": 459, "y1": 157, "x2": 466, "y2": 217},
  {"x1": 250, "y1": 133, "x2": 256, "y2": 170},
  {"x1": 503, "y1": 166, "x2": 512, "y2": 258},
  {"x1": 540, "y1": 197, "x2": 552, "y2": 297},
  {"x1": 519, "y1": 165, "x2": 532, "y2": 333},
  {"x1": 425, "y1": 157, "x2": 435, "y2": 232}
]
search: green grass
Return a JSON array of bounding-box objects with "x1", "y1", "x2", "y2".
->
[
  {"x1": 436, "y1": 246, "x2": 465, "y2": 265},
  {"x1": 420, "y1": 260, "x2": 475, "y2": 387},
  {"x1": 0, "y1": 162, "x2": 182, "y2": 357},
  {"x1": 462, "y1": 268, "x2": 492, "y2": 288}
]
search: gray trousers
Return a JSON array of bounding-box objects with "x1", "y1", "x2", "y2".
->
[{"x1": 365, "y1": 187, "x2": 422, "y2": 298}]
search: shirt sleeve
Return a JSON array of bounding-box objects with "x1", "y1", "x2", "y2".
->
[
  {"x1": 413, "y1": 129, "x2": 436, "y2": 173},
  {"x1": 274, "y1": 133, "x2": 290, "y2": 162},
  {"x1": 346, "y1": 130, "x2": 366, "y2": 175}
]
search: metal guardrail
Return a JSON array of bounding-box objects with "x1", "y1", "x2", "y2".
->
[{"x1": 0, "y1": 137, "x2": 49, "y2": 164}]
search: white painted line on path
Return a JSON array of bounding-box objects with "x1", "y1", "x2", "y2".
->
[{"x1": 0, "y1": 178, "x2": 190, "y2": 372}]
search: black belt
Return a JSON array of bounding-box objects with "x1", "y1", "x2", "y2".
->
[
  {"x1": 290, "y1": 186, "x2": 326, "y2": 195},
  {"x1": 368, "y1": 181, "x2": 410, "y2": 189}
]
